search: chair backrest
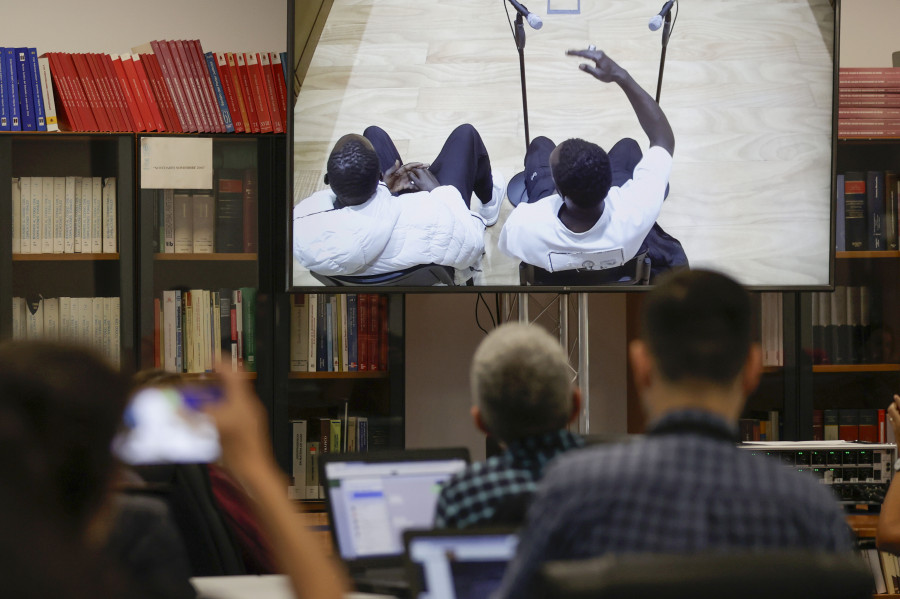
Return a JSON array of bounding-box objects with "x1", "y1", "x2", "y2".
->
[
  {"x1": 134, "y1": 464, "x2": 247, "y2": 577},
  {"x1": 311, "y1": 263, "x2": 457, "y2": 286},
  {"x1": 519, "y1": 250, "x2": 651, "y2": 286},
  {"x1": 537, "y1": 550, "x2": 873, "y2": 599}
]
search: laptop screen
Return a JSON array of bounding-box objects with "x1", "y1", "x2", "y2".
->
[
  {"x1": 405, "y1": 531, "x2": 519, "y2": 599},
  {"x1": 324, "y1": 456, "x2": 468, "y2": 560}
]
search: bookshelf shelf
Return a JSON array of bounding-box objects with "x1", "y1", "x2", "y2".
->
[
  {"x1": 761, "y1": 366, "x2": 782, "y2": 374},
  {"x1": 836, "y1": 251, "x2": 900, "y2": 259},
  {"x1": 12, "y1": 253, "x2": 119, "y2": 261},
  {"x1": 288, "y1": 371, "x2": 390, "y2": 380},
  {"x1": 177, "y1": 372, "x2": 258, "y2": 380},
  {"x1": 813, "y1": 364, "x2": 900, "y2": 373},
  {"x1": 154, "y1": 253, "x2": 258, "y2": 261}
]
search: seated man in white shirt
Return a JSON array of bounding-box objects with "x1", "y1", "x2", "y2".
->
[
  {"x1": 293, "y1": 124, "x2": 506, "y2": 283},
  {"x1": 499, "y1": 49, "x2": 687, "y2": 280}
]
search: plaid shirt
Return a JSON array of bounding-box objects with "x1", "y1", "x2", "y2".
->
[
  {"x1": 495, "y1": 410, "x2": 854, "y2": 599},
  {"x1": 433, "y1": 429, "x2": 584, "y2": 529}
]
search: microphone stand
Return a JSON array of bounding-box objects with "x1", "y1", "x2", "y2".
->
[
  {"x1": 515, "y1": 13, "x2": 530, "y2": 148},
  {"x1": 508, "y1": 12, "x2": 532, "y2": 206},
  {"x1": 654, "y1": 8, "x2": 673, "y2": 103}
]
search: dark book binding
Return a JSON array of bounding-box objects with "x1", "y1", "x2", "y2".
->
[
  {"x1": 214, "y1": 169, "x2": 243, "y2": 252},
  {"x1": 843, "y1": 172, "x2": 867, "y2": 250},
  {"x1": 867, "y1": 170, "x2": 885, "y2": 250},
  {"x1": 838, "y1": 409, "x2": 859, "y2": 442}
]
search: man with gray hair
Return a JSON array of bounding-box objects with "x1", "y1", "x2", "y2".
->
[{"x1": 433, "y1": 322, "x2": 584, "y2": 529}]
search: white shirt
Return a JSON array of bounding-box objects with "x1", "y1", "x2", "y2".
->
[
  {"x1": 498, "y1": 146, "x2": 673, "y2": 271},
  {"x1": 293, "y1": 183, "x2": 486, "y2": 276}
]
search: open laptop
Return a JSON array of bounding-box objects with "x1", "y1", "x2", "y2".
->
[
  {"x1": 402, "y1": 528, "x2": 520, "y2": 599},
  {"x1": 320, "y1": 448, "x2": 470, "y2": 594}
]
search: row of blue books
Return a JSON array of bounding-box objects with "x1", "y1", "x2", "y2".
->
[{"x1": 0, "y1": 47, "x2": 56, "y2": 132}]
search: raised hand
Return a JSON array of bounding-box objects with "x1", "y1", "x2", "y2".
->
[
  {"x1": 566, "y1": 48, "x2": 626, "y2": 83},
  {"x1": 408, "y1": 166, "x2": 441, "y2": 192}
]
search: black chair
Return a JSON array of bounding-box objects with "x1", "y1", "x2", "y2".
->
[
  {"x1": 519, "y1": 250, "x2": 651, "y2": 286},
  {"x1": 537, "y1": 550, "x2": 873, "y2": 599},
  {"x1": 133, "y1": 464, "x2": 246, "y2": 577},
  {"x1": 311, "y1": 263, "x2": 461, "y2": 286}
]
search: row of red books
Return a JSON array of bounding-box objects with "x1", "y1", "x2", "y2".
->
[
  {"x1": 839, "y1": 67, "x2": 900, "y2": 137},
  {"x1": 44, "y1": 40, "x2": 288, "y2": 134}
]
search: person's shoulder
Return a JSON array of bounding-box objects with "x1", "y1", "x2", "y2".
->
[
  {"x1": 293, "y1": 188, "x2": 337, "y2": 218},
  {"x1": 643, "y1": 145, "x2": 674, "y2": 165}
]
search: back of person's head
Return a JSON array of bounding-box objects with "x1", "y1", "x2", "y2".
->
[
  {"x1": 471, "y1": 323, "x2": 574, "y2": 443},
  {"x1": 0, "y1": 341, "x2": 131, "y2": 536},
  {"x1": 551, "y1": 138, "x2": 612, "y2": 208},
  {"x1": 641, "y1": 269, "x2": 752, "y2": 386},
  {"x1": 327, "y1": 134, "x2": 381, "y2": 206}
]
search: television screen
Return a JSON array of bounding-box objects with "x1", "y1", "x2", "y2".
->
[{"x1": 290, "y1": 0, "x2": 835, "y2": 290}]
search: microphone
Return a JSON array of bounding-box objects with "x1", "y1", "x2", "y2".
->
[
  {"x1": 507, "y1": 0, "x2": 543, "y2": 29},
  {"x1": 648, "y1": 0, "x2": 676, "y2": 31}
]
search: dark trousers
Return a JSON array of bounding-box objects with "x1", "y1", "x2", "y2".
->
[
  {"x1": 523, "y1": 136, "x2": 687, "y2": 279},
  {"x1": 363, "y1": 124, "x2": 493, "y2": 205}
]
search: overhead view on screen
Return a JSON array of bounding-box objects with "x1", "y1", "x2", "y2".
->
[{"x1": 291, "y1": 0, "x2": 835, "y2": 290}]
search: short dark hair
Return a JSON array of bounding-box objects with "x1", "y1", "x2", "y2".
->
[
  {"x1": 0, "y1": 341, "x2": 131, "y2": 535},
  {"x1": 327, "y1": 138, "x2": 381, "y2": 205},
  {"x1": 641, "y1": 270, "x2": 752, "y2": 386},
  {"x1": 551, "y1": 138, "x2": 611, "y2": 208}
]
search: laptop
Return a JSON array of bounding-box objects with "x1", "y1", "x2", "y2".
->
[
  {"x1": 320, "y1": 448, "x2": 470, "y2": 594},
  {"x1": 402, "y1": 528, "x2": 520, "y2": 599}
]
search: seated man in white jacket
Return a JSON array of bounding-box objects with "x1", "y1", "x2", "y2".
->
[
  {"x1": 293, "y1": 124, "x2": 505, "y2": 283},
  {"x1": 499, "y1": 49, "x2": 679, "y2": 278}
]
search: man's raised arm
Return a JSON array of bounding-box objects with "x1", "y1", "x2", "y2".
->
[{"x1": 567, "y1": 48, "x2": 675, "y2": 155}]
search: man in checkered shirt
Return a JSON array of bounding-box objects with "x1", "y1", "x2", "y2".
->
[
  {"x1": 433, "y1": 322, "x2": 585, "y2": 529},
  {"x1": 495, "y1": 270, "x2": 854, "y2": 599}
]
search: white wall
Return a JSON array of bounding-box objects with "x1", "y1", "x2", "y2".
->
[
  {"x1": 405, "y1": 294, "x2": 629, "y2": 461},
  {"x1": 0, "y1": 1, "x2": 287, "y2": 54}
]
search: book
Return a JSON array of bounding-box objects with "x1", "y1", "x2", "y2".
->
[
  {"x1": 15, "y1": 48, "x2": 36, "y2": 131},
  {"x1": 29, "y1": 176, "x2": 40, "y2": 254},
  {"x1": 64, "y1": 176, "x2": 75, "y2": 253},
  {"x1": 133, "y1": 54, "x2": 166, "y2": 132},
  {"x1": 246, "y1": 52, "x2": 272, "y2": 133},
  {"x1": 233, "y1": 289, "x2": 243, "y2": 370},
  {"x1": 235, "y1": 53, "x2": 260, "y2": 133},
  {"x1": 11, "y1": 178, "x2": 20, "y2": 253},
  {"x1": 91, "y1": 177, "x2": 102, "y2": 253},
  {"x1": 53, "y1": 177, "x2": 65, "y2": 253},
  {"x1": 316, "y1": 295, "x2": 327, "y2": 371},
  {"x1": 290, "y1": 294, "x2": 309, "y2": 372},
  {"x1": 359, "y1": 294, "x2": 369, "y2": 371},
  {"x1": 340, "y1": 294, "x2": 349, "y2": 371},
  {"x1": 27, "y1": 49, "x2": 46, "y2": 131},
  {"x1": 59, "y1": 53, "x2": 96, "y2": 131},
  {"x1": 838, "y1": 408, "x2": 859, "y2": 442},
  {"x1": 887, "y1": 171, "x2": 899, "y2": 250},
  {"x1": 215, "y1": 170, "x2": 243, "y2": 253},
  {"x1": 242, "y1": 169, "x2": 258, "y2": 252},
  {"x1": 5, "y1": 48, "x2": 21, "y2": 131},
  {"x1": 142, "y1": 52, "x2": 182, "y2": 133},
  {"x1": 258, "y1": 52, "x2": 283, "y2": 133},
  {"x1": 218, "y1": 288, "x2": 233, "y2": 360},
  {"x1": 120, "y1": 54, "x2": 152, "y2": 132},
  {"x1": 162, "y1": 189, "x2": 175, "y2": 253},
  {"x1": 357, "y1": 417, "x2": 368, "y2": 452},
  {"x1": 823, "y1": 409, "x2": 839, "y2": 440},
  {"x1": 40, "y1": 177, "x2": 53, "y2": 254},
  {"x1": 170, "y1": 40, "x2": 207, "y2": 133},
  {"x1": 215, "y1": 52, "x2": 243, "y2": 133},
  {"x1": 306, "y1": 442, "x2": 320, "y2": 499},
  {"x1": 812, "y1": 409, "x2": 824, "y2": 441},
  {"x1": 203, "y1": 51, "x2": 234, "y2": 133},
  {"x1": 73, "y1": 176, "x2": 82, "y2": 252},
  {"x1": 0, "y1": 48, "x2": 9, "y2": 130},
  {"x1": 173, "y1": 192, "x2": 193, "y2": 253},
  {"x1": 318, "y1": 417, "x2": 331, "y2": 456},
  {"x1": 291, "y1": 420, "x2": 308, "y2": 498},
  {"x1": 191, "y1": 192, "x2": 215, "y2": 253},
  {"x1": 326, "y1": 296, "x2": 335, "y2": 372},
  {"x1": 102, "y1": 177, "x2": 116, "y2": 253},
  {"x1": 42, "y1": 297, "x2": 59, "y2": 341},
  {"x1": 859, "y1": 409, "x2": 879, "y2": 443},
  {"x1": 331, "y1": 418, "x2": 343, "y2": 454},
  {"x1": 379, "y1": 295, "x2": 389, "y2": 371},
  {"x1": 188, "y1": 40, "x2": 224, "y2": 133},
  {"x1": 269, "y1": 52, "x2": 288, "y2": 128},
  {"x1": 150, "y1": 40, "x2": 194, "y2": 132},
  {"x1": 80, "y1": 177, "x2": 92, "y2": 254},
  {"x1": 843, "y1": 172, "x2": 867, "y2": 250},
  {"x1": 44, "y1": 53, "x2": 77, "y2": 130},
  {"x1": 99, "y1": 53, "x2": 134, "y2": 132},
  {"x1": 347, "y1": 294, "x2": 358, "y2": 371},
  {"x1": 72, "y1": 53, "x2": 111, "y2": 131},
  {"x1": 866, "y1": 170, "x2": 885, "y2": 250},
  {"x1": 240, "y1": 287, "x2": 257, "y2": 373},
  {"x1": 19, "y1": 178, "x2": 30, "y2": 254},
  {"x1": 307, "y1": 294, "x2": 317, "y2": 372},
  {"x1": 36, "y1": 55, "x2": 58, "y2": 131},
  {"x1": 85, "y1": 52, "x2": 123, "y2": 132},
  {"x1": 11, "y1": 297, "x2": 26, "y2": 339}
]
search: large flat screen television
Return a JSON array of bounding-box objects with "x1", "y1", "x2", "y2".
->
[{"x1": 288, "y1": 0, "x2": 836, "y2": 291}]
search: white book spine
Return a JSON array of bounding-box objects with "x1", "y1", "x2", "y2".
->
[
  {"x1": 174, "y1": 193, "x2": 193, "y2": 253},
  {"x1": 64, "y1": 176, "x2": 75, "y2": 253},
  {"x1": 213, "y1": 292, "x2": 222, "y2": 368},
  {"x1": 41, "y1": 177, "x2": 53, "y2": 254},
  {"x1": 102, "y1": 297, "x2": 112, "y2": 362},
  {"x1": 192, "y1": 193, "x2": 215, "y2": 253},
  {"x1": 163, "y1": 189, "x2": 175, "y2": 253},
  {"x1": 59, "y1": 297, "x2": 71, "y2": 341},
  {"x1": 43, "y1": 297, "x2": 59, "y2": 342},
  {"x1": 92, "y1": 298, "x2": 103, "y2": 352},
  {"x1": 11, "y1": 297, "x2": 25, "y2": 340},
  {"x1": 30, "y1": 176, "x2": 41, "y2": 254},
  {"x1": 290, "y1": 295, "x2": 308, "y2": 372},
  {"x1": 91, "y1": 177, "x2": 102, "y2": 254},
  {"x1": 37, "y1": 56, "x2": 59, "y2": 132},
  {"x1": 73, "y1": 176, "x2": 83, "y2": 253},
  {"x1": 78, "y1": 298, "x2": 92, "y2": 347},
  {"x1": 53, "y1": 177, "x2": 65, "y2": 253},
  {"x1": 20, "y1": 178, "x2": 31, "y2": 254},
  {"x1": 11, "y1": 178, "x2": 20, "y2": 254},
  {"x1": 81, "y1": 176, "x2": 92, "y2": 255},
  {"x1": 112, "y1": 297, "x2": 120, "y2": 368},
  {"x1": 102, "y1": 177, "x2": 116, "y2": 253},
  {"x1": 307, "y1": 294, "x2": 317, "y2": 372}
]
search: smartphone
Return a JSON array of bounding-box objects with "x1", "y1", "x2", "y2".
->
[{"x1": 112, "y1": 385, "x2": 222, "y2": 465}]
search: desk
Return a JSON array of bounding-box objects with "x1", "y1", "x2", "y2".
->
[{"x1": 191, "y1": 575, "x2": 396, "y2": 599}]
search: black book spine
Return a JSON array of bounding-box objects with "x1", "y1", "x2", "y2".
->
[
  {"x1": 219, "y1": 287, "x2": 232, "y2": 358},
  {"x1": 844, "y1": 172, "x2": 867, "y2": 250},
  {"x1": 867, "y1": 170, "x2": 885, "y2": 250},
  {"x1": 214, "y1": 169, "x2": 244, "y2": 253}
]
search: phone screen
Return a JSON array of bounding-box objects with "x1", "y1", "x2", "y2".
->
[{"x1": 112, "y1": 386, "x2": 221, "y2": 465}]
